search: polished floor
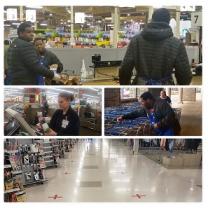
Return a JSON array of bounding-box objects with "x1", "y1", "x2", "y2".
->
[
  {"x1": 172, "y1": 100, "x2": 202, "y2": 136},
  {"x1": 25, "y1": 140, "x2": 202, "y2": 202}
]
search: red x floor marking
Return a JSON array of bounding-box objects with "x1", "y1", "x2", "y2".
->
[
  {"x1": 132, "y1": 194, "x2": 146, "y2": 199},
  {"x1": 48, "y1": 194, "x2": 63, "y2": 200},
  {"x1": 64, "y1": 171, "x2": 71, "y2": 175}
]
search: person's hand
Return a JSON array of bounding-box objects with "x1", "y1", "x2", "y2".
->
[
  {"x1": 50, "y1": 64, "x2": 58, "y2": 71},
  {"x1": 45, "y1": 129, "x2": 57, "y2": 136},
  {"x1": 153, "y1": 123, "x2": 158, "y2": 129},
  {"x1": 117, "y1": 116, "x2": 123, "y2": 123},
  {"x1": 53, "y1": 72, "x2": 61, "y2": 81}
]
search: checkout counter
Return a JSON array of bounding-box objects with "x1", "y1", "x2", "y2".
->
[{"x1": 48, "y1": 46, "x2": 201, "y2": 85}]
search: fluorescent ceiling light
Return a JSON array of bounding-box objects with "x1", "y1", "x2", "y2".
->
[
  {"x1": 26, "y1": 6, "x2": 43, "y2": 9},
  {"x1": 40, "y1": 23, "x2": 47, "y2": 26}
]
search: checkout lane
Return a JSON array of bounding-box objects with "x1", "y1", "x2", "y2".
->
[{"x1": 4, "y1": 88, "x2": 102, "y2": 136}]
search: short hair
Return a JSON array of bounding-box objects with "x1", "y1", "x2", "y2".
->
[
  {"x1": 140, "y1": 92, "x2": 155, "y2": 101},
  {"x1": 34, "y1": 37, "x2": 44, "y2": 44},
  {"x1": 152, "y1": 8, "x2": 171, "y2": 24},
  {"x1": 4, "y1": 40, "x2": 10, "y2": 45},
  {"x1": 17, "y1": 21, "x2": 32, "y2": 36},
  {"x1": 58, "y1": 92, "x2": 74, "y2": 102}
]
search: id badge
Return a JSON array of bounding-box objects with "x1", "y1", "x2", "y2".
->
[{"x1": 61, "y1": 119, "x2": 69, "y2": 128}]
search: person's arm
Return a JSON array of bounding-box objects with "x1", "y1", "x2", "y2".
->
[
  {"x1": 20, "y1": 43, "x2": 54, "y2": 79},
  {"x1": 156, "y1": 102, "x2": 176, "y2": 129},
  {"x1": 119, "y1": 38, "x2": 136, "y2": 85},
  {"x1": 49, "y1": 52, "x2": 63, "y2": 73},
  {"x1": 174, "y1": 42, "x2": 192, "y2": 85},
  {"x1": 122, "y1": 108, "x2": 146, "y2": 120},
  {"x1": 58, "y1": 112, "x2": 80, "y2": 136},
  {"x1": 167, "y1": 96, "x2": 171, "y2": 104}
]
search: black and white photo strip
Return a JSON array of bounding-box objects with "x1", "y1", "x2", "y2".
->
[{"x1": 2, "y1": 3, "x2": 204, "y2": 205}]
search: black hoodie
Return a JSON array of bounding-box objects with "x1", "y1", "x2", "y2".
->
[{"x1": 119, "y1": 22, "x2": 192, "y2": 85}]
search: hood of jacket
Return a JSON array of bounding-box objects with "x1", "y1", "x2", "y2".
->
[{"x1": 141, "y1": 22, "x2": 173, "y2": 41}]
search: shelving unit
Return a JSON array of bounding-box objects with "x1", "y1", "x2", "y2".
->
[
  {"x1": 4, "y1": 142, "x2": 26, "y2": 202},
  {"x1": 4, "y1": 138, "x2": 78, "y2": 202}
]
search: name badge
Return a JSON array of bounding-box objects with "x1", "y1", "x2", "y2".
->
[{"x1": 62, "y1": 119, "x2": 69, "y2": 128}]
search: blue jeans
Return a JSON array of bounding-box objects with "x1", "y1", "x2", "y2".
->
[
  {"x1": 168, "y1": 139, "x2": 174, "y2": 157},
  {"x1": 156, "y1": 128, "x2": 174, "y2": 136}
]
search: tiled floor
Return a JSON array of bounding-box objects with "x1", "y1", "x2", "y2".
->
[{"x1": 25, "y1": 139, "x2": 202, "y2": 202}]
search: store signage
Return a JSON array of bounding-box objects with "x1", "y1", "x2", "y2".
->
[
  {"x1": 26, "y1": 10, "x2": 36, "y2": 23},
  {"x1": 191, "y1": 12, "x2": 202, "y2": 27},
  {"x1": 180, "y1": 6, "x2": 195, "y2": 12},
  {"x1": 75, "y1": 12, "x2": 85, "y2": 24},
  {"x1": 7, "y1": 8, "x2": 17, "y2": 21}
]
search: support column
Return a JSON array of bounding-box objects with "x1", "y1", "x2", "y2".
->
[
  {"x1": 70, "y1": 6, "x2": 75, "y2": 47},
  {"x1": 19, "y1": 6, "x2": 24, "y2": 21},
  {"x1": 133, "y1": 139, "x2": 140, "y2": 155},
  {"x1": 175, "y1": 7, "x2": 180, "y2": 38},
  {"x1": 179, "y1": 88, "x2": 183, "y2": 104},
  {"x1": 166, "y1": 88, "x2": 171, "y2": 97},
  {"x1": 112, "y1": 7, "x2": 120, "y2": 48},
  {"x1": 148, "y1": 6, "x2": 154, "y2": 23}
]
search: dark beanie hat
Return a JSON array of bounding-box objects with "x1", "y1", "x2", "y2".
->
[{"x1": 152, "y1": 8, "x2": 170, "y2": 23}]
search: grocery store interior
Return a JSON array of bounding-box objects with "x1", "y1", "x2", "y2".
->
[
  {"x1": 4, "y1": 6, "x2": 202, "y2": 85},
  {"x1": 105, "y1": 88, "x2": 202, "y2": 136},
  {"x1": 4, "y1": 88, "x2": 102, "y2": 136},
  {"x1": 4, "y1": 138, "x2": 202, "y2": 202}
]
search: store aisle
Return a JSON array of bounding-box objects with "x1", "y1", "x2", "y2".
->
[{"x1": 25, "y1": 140, "x2": 202, "y2": 202}]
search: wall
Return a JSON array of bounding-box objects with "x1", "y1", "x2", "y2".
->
[{"x1": 105, "y1": 88, "x2": 121, "y2": 107}]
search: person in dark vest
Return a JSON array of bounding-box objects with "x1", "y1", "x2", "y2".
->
[
  {"x1": 48, "y1": 92, "x2": 80, "y2": 136},
  {"x1": 34, "y1": 37, "x2": 63, "y2": 85},
  {"x1": 7, "y1": 22, "x2": 61, "y2": 85},
  {"x1": 117, "y1": 92, "x2": 181, "y2": 136},
  {"x1": 119, "y1": 8, "x2": 192, "y2": 85}
]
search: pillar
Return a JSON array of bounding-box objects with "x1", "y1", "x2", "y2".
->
[
  {"x1": 179, "y1": 88, "x2": 183, "y2": 104},
  {"x1": 175, "y1": 7, "x2": 180, "y2": 38},
  {"x1": 70, "y1": 6, "x2": 75, "y2": 46},
  {"x1": 148, "y1": 6, "x2": 154, "y2": 23},
  {"x1": 112, "y1": 7, "x2": 120, "y2": 48},
  {"x1": 166, "y1": 88, "x2": 171, "y2": 97},
  {"x1": 19, "y1": 6, "x2": 24, "y2": 21}
]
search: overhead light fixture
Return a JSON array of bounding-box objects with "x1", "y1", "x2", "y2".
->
[
  {"x1": 26, "y1": 6, "x2": 43, "y2": 9},
  {"x1": 40, "y1": 23, "x2": 47, "y2": 26},
  {"x1": 12, "y1": 22, "x2": 21, "y2": 26}
]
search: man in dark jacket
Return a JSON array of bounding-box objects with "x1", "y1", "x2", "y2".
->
[
  {"x1": 119, "y1": 8, "x2": 192, "y2": 85},
  {"x1": 117, "y1": 92, "x2": 181, "y2": 136},
  {"x1": 7, "y1": 22, "x2": 61, "y2": 85},
  {"x1": 34, "y1": 37, "x2": 63, "y2": 85}
]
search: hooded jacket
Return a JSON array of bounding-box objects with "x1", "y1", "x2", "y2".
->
[
  {"x1": 7, "y1": 38, "x2": 54, "y2": 85},
  {"x1": 119, "y1": 22, "x2": 192, "y2": 85}
]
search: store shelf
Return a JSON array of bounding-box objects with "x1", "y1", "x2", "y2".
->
[
  {"x1": 4, "y1": 164, "x2": 12, "y2": 168},
  {"x1": 44, "y1": 151, "x2": 53, "y2": 154},
  {"x1": 12, "y1": 170, "x2": 23, "y2": 175},
  {"x1": 5, "y1": 150, "x2": 19, "y2": 154},
  {"x1": 15, "y1": 190, "x2": 26, "y2": 196},
  {"x1": 45, "y1": 160, "x2": 54, "y2": 163},
  {"x1": 23, "y1": 179, "x2": 48, "y2": 186},
  {"x1": 43, "y1": 146, "x2": 52, "y2": 149},
  {"x1": 44, "y1": 155, "x2": 53, "y2": 159},
  {"x1": 4, "y1": 188, "x2": 20, "y2": 194}
]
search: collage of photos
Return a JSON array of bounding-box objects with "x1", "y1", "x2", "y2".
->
[{"x1": 3, "y1": 4, "x2": 203, "y2": 204}]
